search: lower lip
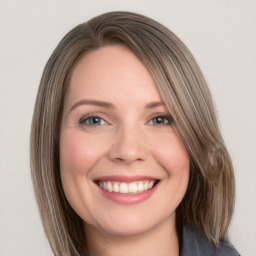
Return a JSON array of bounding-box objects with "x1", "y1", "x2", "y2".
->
[{"x1": 96, "y1": 181, "x2": 160, "y2": 205}]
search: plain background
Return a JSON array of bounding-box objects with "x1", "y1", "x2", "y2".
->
[{"x1": 0, "y1": 0, "x2": 255, "y2": 255}]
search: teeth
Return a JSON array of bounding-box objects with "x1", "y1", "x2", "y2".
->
[
  {"x1": 98, "y1": 180, "x2": 157, "y2": 194},
  {"x1": 107, "y1": 181, "x2": 112, "y2": 192},
  {"x1": 120, "y1": 183, "x2": 129, "y2": 194},
  {"x1": 129, "y1": 182, "x2": 137, "y2": 194},
  {"x1": 144, "y1": 182, "x2": 149, "y2": 191},
  {"x1": 113, "y1": 182, "x2": 119, "y2": 192},
  {"x1": 137, "y1": 182, "x2": 144, "y2": 192}
]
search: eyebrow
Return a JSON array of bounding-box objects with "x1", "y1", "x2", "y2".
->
[
  {"x1": 68, "y1": 99, "x2": 165, "y2": 113},
  {"x1": 145, "y1": 102, "x2": 165, "y2": 108},
  {"x1": 69, "y1": 99, "x2": 115, "y2": 113}
]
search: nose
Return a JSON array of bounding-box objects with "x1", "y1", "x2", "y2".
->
[{"x1": 108, "y1": 126, "x2": 149, "y2": 164}]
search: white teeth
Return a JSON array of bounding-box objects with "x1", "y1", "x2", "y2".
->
[
  {"x1": 137, "y1": 182, "x2": 144, "y2": 192},
  {"x1": 107, "y1": 181, "x2": 112, "y2": 192},
  {"x1": 128, "y1": 182, "x2": 138, "y2": 194},
  {"x1": 149, "y1": 180, "x2": 154, "y2": 189},
  {"x1": 98, "y1": 180, "x2": 157, "y2": 194},
  {"x1": 113, "y1": 182, "x2": 119, "y2": 192},
  {"x1": 120, "y1": 183, "x2": 129, "y2": 194}
]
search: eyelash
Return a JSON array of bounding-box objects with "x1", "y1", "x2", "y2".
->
[
  {"x1": 79, "y1": 113, "x2": 174, "y2": 127},
  {"x1": 147, "y1": 114, "x2": 174, "y2": 126},
  {"x1": 79, "y1": 115, "x2": 107, "y2": 126}
]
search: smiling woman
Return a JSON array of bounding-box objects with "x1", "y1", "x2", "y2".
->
[
  {"x1": 30, "y1": 11, "x2": 240, "y2": 256},
  {"x1": 60, "y1": 46, "x2": 190, "y2": 252}
]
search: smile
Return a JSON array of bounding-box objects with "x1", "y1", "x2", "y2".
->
[
  {"x1": 98, "y1": 180, "x2": 157, "y2": 194},
  {"x1": 94, "y1": 176, "x2": 160, "y2": 205}
]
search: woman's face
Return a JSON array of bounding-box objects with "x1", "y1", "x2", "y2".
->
[{"x1": 60, "y1": 45, "x2": 189, "y2": 237}]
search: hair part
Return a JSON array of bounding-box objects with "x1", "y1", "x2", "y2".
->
[{"x1": 31, "y1": 11, "x2": 235, "y2": 255}]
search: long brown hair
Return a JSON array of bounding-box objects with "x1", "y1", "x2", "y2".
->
[{"x1": 31, "y1": 11, "x2": 235, "y2": 256}]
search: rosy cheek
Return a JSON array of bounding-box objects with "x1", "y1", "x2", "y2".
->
[
  {"x1": 60, "y1": 132, "x2": 101, "y2": 175},
  {"x1": 151, "y1": 133, "x2": 189, "y2": 173}
]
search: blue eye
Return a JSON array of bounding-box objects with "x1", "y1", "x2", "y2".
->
[
  {"x1": 80, "y1": 116, "x2": 107, "y2": 126},
  {"x1": 149, "y1": 115, "x2": 173, "y2": 125}
]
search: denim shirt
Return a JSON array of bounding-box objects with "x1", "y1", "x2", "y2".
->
[{"x1": 180, "y1": 226, "x2": 240, "y2": 256}]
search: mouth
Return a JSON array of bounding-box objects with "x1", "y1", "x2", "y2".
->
[
  {"x1": 93, "y1": 175, "x2": 161, "y2": 204},
  {"x1": 95, "y1": 179, "x2": 160, "y2": 195}
]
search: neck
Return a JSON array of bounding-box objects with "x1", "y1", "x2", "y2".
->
[{"x1": 84, "y1": 216, "x2": 179, "y2": 256}]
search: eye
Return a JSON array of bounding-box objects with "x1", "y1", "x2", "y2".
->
[
  {"x1": 148, "y1": 115, "x2": 173, "y2": 125},
  {"x1": 79, "y1": 116, "x2": 107, "y2": 126}
]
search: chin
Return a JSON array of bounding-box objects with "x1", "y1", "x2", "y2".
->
[
  {"x1": 100, "y1": 222, "x2": 156, "y2": 238},
  {"x1": 88, "y1": 207, "x2": 175, "y2": 238}
]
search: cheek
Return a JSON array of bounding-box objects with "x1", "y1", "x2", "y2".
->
[
  {"x1": 59, "y1": 131, "x2": 109, "y2": 221},
  {"x1": 152, "y1": 132, "x2": 190, "y2": 173},
  {"x1": 157, "y1": 135, "x2": 190, "y2": 207},
  {"x1": 59, "y1": 131, "x2": 106, "y2": 206},
  {"x1": 151, "y1": 132, "x2": 190, "y2": 198},
  {"x1": 59, "y1": 131, "x2": 104, "y2": 175}
]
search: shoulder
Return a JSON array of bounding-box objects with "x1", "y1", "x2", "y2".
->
[
  {"x1": 217, "y1": 240, "x2": 240, "y2": 256},
  {"x1": 180, "y1": 226, "x2": 240, "y2": 256}
]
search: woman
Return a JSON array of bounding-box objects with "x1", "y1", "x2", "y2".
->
[{"x1": 30, "y1": 11, "x2": 240, "y2": 256}]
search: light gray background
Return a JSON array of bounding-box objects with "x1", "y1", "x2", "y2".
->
[{"x1": 0, "y1": 0, "x2": 255, "y2": 255}]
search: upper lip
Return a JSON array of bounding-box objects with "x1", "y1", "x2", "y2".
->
[{"x1": 94, "y1": 175, "x2": 160, "y2": 183}]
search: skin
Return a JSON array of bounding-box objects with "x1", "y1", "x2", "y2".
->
[{"x1": 60, "y1": 45, "x2": 190, "y2": 256}]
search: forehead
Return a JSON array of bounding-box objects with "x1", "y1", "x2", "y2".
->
[{"x1": 66, "y1": 45, "x2": 163, "y2": 105}]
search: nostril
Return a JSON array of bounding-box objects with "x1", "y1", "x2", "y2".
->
[{"x1": 108, "y1": 132, "x2": 149, "y2": 163}]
